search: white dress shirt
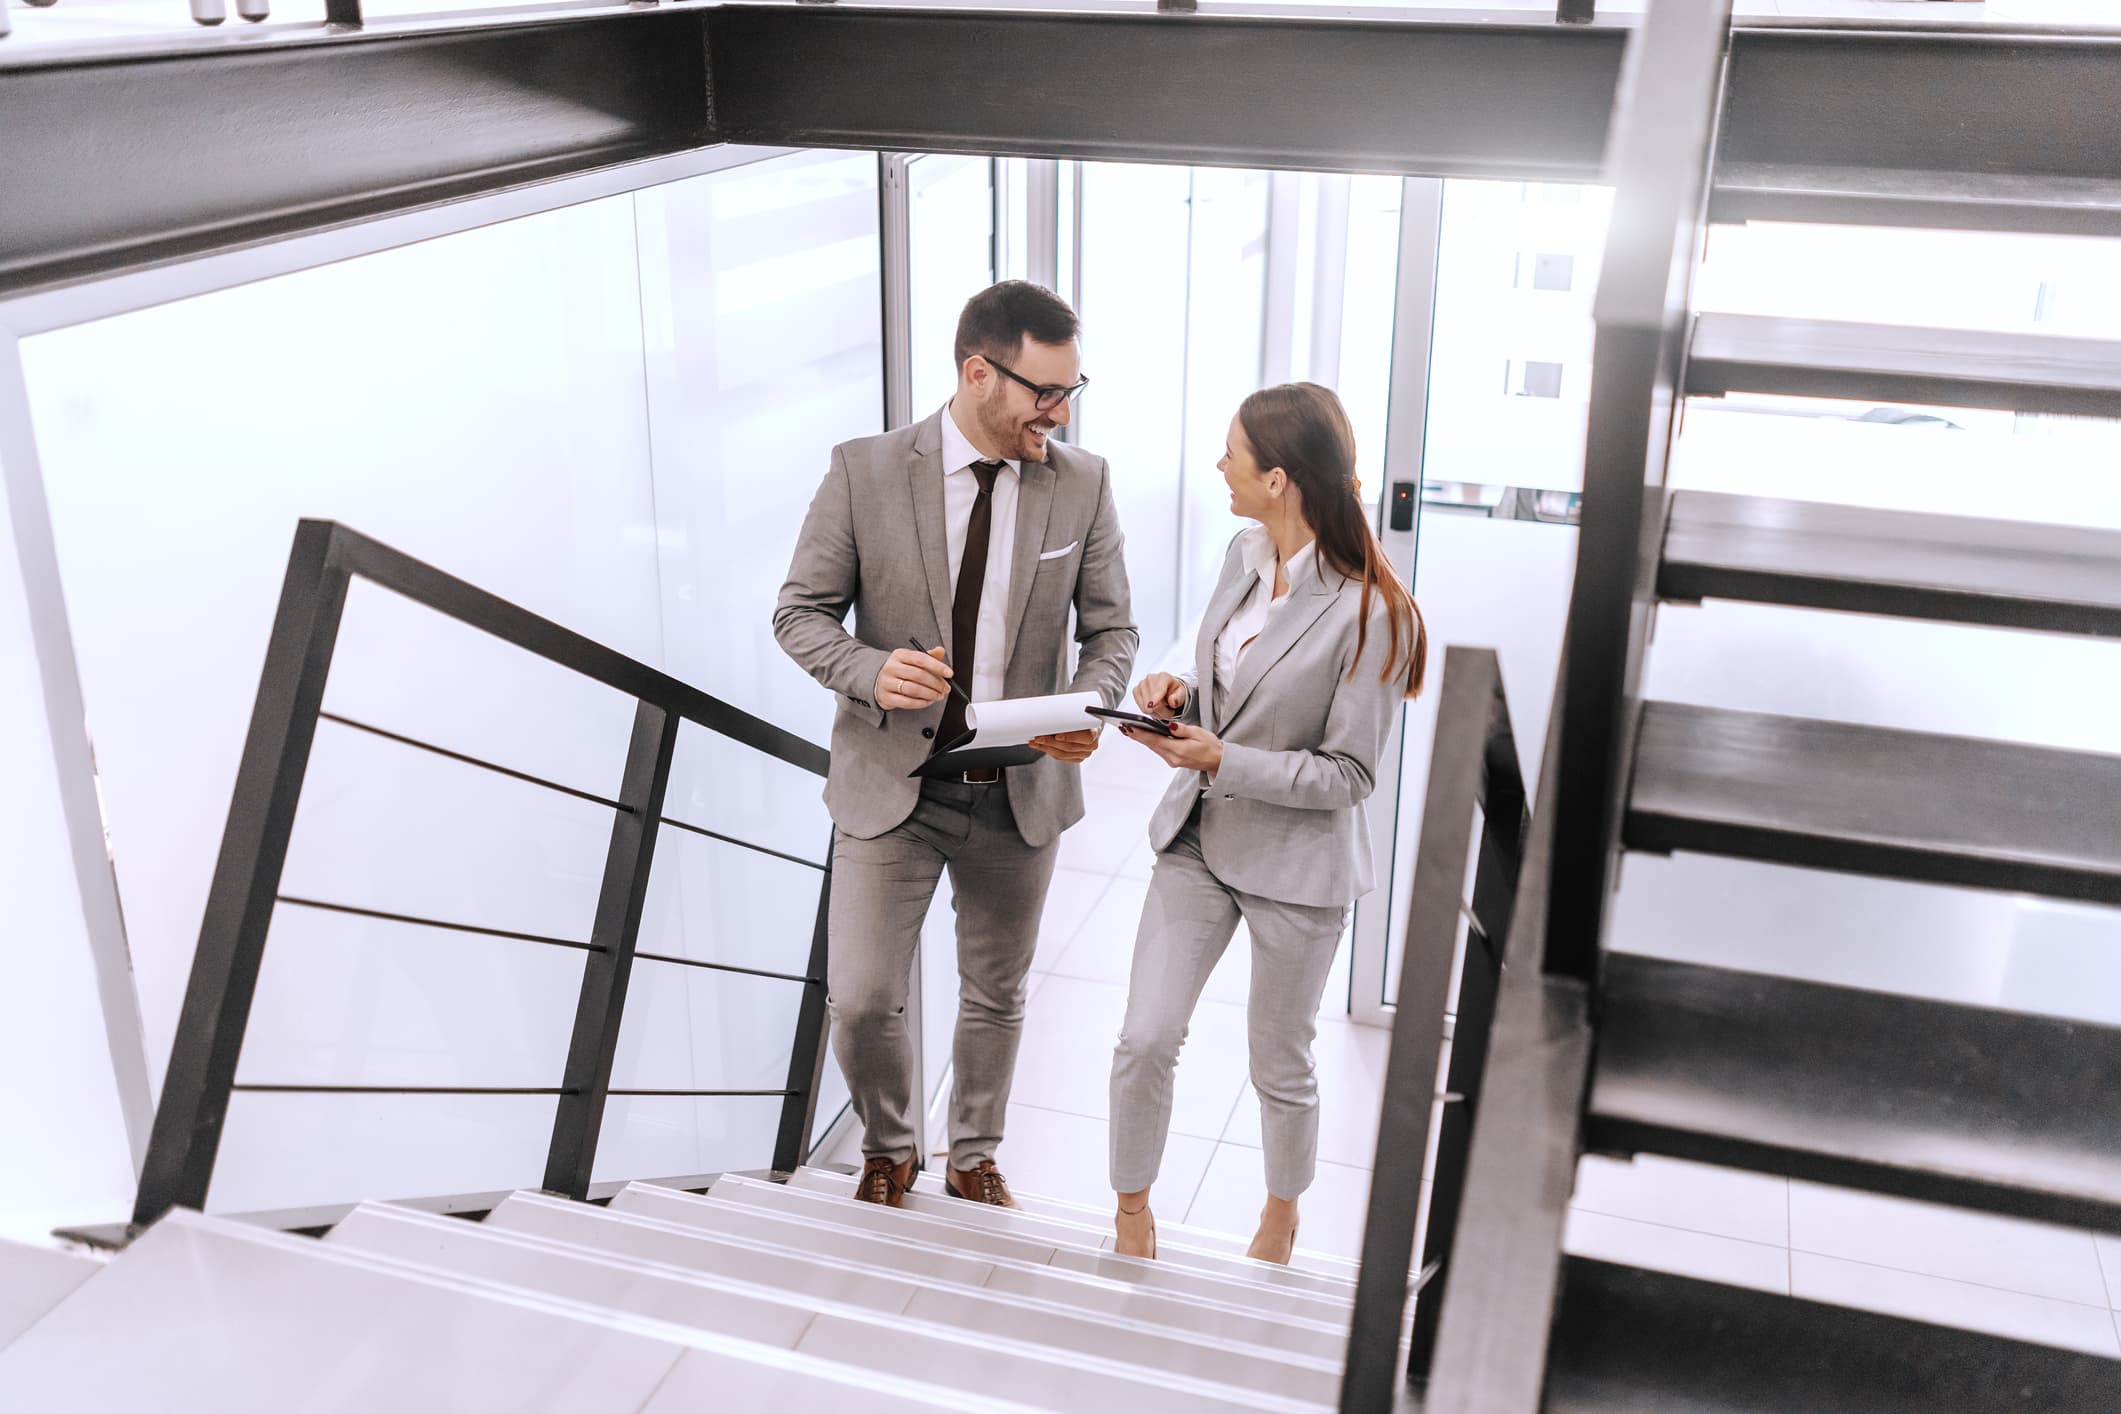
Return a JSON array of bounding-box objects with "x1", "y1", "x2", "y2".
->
[
  {"x1": 939, "y1": 402, "x2": 1021, "y2": 706},
  {"x1": 1215, "y1": 526, "x2": 1317, "y2": 696}
]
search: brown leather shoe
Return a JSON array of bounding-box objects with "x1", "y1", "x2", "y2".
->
[
  {"x1": 856, "y1": 1154, "x2": 916, "y2": 1207},
  {"x1": 944, "y1": 1159, "x2": 1019, "y2": 1209}
]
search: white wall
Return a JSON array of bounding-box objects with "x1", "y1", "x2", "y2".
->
[{"x1": 0, "y1": 460, "x2": 139, "y2": 1243}]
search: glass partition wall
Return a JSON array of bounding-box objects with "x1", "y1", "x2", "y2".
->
[{"x1": 10, "y1": 147, "x2": 882, "y2": 1211}]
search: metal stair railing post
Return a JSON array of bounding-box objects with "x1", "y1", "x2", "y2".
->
[
  {"x1": 130, "y1": 520, "x2": 352, "y2": 1231},
  {"x1": 1340, "y1": 648, "x2": 1527, "y2": 1413},
  {"x1": 542, "y1": 701, "x2": 679, "y2": 1199},
  {"x1": 1542, "y1": 0, "x2": 1731, "y2": 982},
  {"x1": 772, "y1": 842, "x2": 836, "y2": 1175}
]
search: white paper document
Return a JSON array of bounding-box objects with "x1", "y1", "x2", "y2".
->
[{"x1": 961, "y1": 691, "x2": 1102, "y2": 746}]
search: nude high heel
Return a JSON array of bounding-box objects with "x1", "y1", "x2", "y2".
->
[{"x1": 1115, "y1": 1202, "x2": 1157, "y2": 1261}]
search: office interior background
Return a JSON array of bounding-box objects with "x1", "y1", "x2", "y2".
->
[{"x1": 4, "y1": 1, "x2": 2121, "y2": 1395}]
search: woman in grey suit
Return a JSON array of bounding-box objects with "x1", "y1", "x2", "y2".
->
[{"x1": 1107, "y1": 383, "x2": 1425, "y2": 1263}]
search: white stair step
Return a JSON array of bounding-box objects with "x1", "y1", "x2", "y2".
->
[
  {"x1": 0, "y1": 1209, "x2": 1012, "y2": 1413},
  {"x1": 0, "y1": 1238, "x2": 102, "y2": 1352},
  {"x1": 831, "y1": 1172, "x2": 1363, "y2": 1281},
  {"x1": 788, "y1": 1167, "x2": 1358, "y2": 1300},
  {"x1": 593, "y1": 1184, "x2": 1348, "y2": 1359},
  {"x1": 473, "y1": 1193, "x2": 1337, "y2": 1398},
  {"x1": 328, "y1": 1202, "x2": 1326, "y2": 1412},
  {"x1": 704, "y1": 1174, "x2": 1354, "y2": 1321}
]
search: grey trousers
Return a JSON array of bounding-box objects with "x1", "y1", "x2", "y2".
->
[
  {"x1": 826, "y1": 778, "x2": 1059, "y2": 1171},
  {"x1": 1110, "y1": 820, "x2": 1349, "y2": 1200}
]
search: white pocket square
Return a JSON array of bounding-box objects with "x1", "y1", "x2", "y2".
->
[{"x1": 1038, "y1": 541, "x2": 1079, "y2": 561}]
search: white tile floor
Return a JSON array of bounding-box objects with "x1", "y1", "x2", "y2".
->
[{"x1": 969, "y1": 737, "x2": 2121, "y2": 1361}]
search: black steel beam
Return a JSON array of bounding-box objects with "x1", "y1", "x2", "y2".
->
[
  {"x1": 704, "y1": 6, "x2": 1626, "y2": 179},
  {"x1": 1719, "y1": 25, "x2": 2121, "y2": 184},
  {"x1": 1547, "y1": 1257, "x2": 2121, "y2": 1412},
  {"x1": 1627, "y1": 700, "x2": 2121, "y2": 907},
  {"x1": 1542, "y1": 0, "x2": 1727, "y2": 981},
  {"x1": 1712, "y1": 26, "x2": 2121, "y2": 234},
  {"x1": 0, "y1": 9, "x2": 710, "y2": 296},
  {"x1": 7, "y1": 8, "x2": 2121, "y2": 299},
  {"x1": 1591, "y1": 953, "x2": 2121, "y2": 1233}
]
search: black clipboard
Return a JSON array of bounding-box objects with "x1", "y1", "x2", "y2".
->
[{"x1": 908, "y1": 732, "x2": 1043, "y2": 779}]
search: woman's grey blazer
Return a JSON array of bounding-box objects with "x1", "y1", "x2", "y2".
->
[{"x1": 1147, "y1": 532, "x2": 1406, "y2": 908}]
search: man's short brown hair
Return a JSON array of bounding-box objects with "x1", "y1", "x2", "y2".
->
[{"x1": 953, "y1": 280, "x2": 1081, "y2": 372}]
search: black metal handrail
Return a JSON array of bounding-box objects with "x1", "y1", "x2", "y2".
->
[
  {"x1": 129, "y1": 518, "x2": 834, "y2": 1232},
  {"x1": 1419, "y1": 1, "x2": 1734, "y2": 1408},
  {"x1": 1543, "y1": 0, "x2": 1732, "y2": 979},
  {"x1": 1341, "y1": 647, "x2": 1528, "y2": 1412}
]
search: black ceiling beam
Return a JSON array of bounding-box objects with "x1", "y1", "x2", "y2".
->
[
  {"x1": 1721, "y1": 25, "x2": 2121, "y2": 185},
  {"x1": 0, "y1": 9, "x2": 710, "y2": 297},
  {"x1": 702, "y1": 6, "x2": 1627, "y2": 179},
  {"x1": 1713, "y1": 24, "x2": 2121, "y2": 232},
  {"x1": 4, "y1": 7, "x2": 2118, "y2": 300}
]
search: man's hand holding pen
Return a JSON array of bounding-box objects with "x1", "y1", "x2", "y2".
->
[{"x1": 875, "y1": 644, "x2": 957, "y2": 710}]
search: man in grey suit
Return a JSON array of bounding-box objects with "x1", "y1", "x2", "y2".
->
[{"x1": 775, "y1": 281, "x2": 1137, "y2": 1208}]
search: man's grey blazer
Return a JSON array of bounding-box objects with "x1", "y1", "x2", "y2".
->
[
  {"x1": 1149, "y1": 532, "x2": 1406, "y2": 908},
  {"x1": 774, "y1": 410, "x2": 1138, "y2": 847}
]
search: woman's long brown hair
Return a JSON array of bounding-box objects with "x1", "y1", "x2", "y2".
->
[{"x1": 1236, "y1": 382, "x2": 1427, "y2": 699}]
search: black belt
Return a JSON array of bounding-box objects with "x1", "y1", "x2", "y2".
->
[{"x1": 962, "y1": 766, "x2": 1002, "y2": 784}]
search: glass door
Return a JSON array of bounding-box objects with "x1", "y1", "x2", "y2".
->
[{"x1": 1347, "y1": 178, "x2": 1615, "y2": 1030}]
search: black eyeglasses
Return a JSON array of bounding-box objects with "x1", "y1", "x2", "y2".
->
[{"x1": 984, "y1": 356, "x2": 1090, "y2": 412}]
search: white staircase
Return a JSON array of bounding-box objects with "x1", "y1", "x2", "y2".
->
[{"x1": 0, "y1": 1168, "x2": 1367, "y2": 1411}]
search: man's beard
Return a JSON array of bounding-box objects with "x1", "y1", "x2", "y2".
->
[{"x1": 979, "y1": 400, "x2": 1050, "y2": 462}]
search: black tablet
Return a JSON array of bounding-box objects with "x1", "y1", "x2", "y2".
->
[{"x1": 1085, "y1": 705, "x2": 1180, "y2": 738}]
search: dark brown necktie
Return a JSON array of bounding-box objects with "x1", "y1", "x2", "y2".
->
[{"x1": 937, "y1": 459, "x2": 1003, "y2": 746}]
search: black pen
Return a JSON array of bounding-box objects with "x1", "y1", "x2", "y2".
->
[{"x1": 907, "y1": 638, "x2": 974, "y2": 704}]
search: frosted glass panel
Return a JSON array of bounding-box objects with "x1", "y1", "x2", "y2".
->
[
  {"x1": 239, "y1": 907, "x2": 583, "y2": 1089},
  {"x1": 209, "y1": 1092, "x2": 555, "y2": 1213},
  {"x1": 1694, "y1": 222, "x2": 2121, "y2": 337},
  {"x1": 1422, "y1": 180, "x2": 1614, "y2": 494},
  {"x1": 21, "y1": 193, "x2": 662, "y2": 1097},
  {"x1": 608, "y1": 958, "x2": 805, "y2": 1095},
  {"x1": 1177, "y1": 169, "x2": 1272, "y2": 637},
  {"x1": 326, "y1": 577, "x2": 638, "y2": 803},
  {"x1": 281, "y1": 720, "x2": 614, "y2": 944},
  {"x1": 908, "y1": 155, "x2": 998, "y2": 419},
  {"x1": 638, "y1": 829, "x2": 827, "y2": 978},
  {"x1": 1336, "y1": 174, "x2": 1406, "y2": 481},
  {"x1": 0, "y1": 490, "x2": 137, "y2": 1241},
  {"x1": 1612, "y1": 856, "x2": 2121, "y2": 1028},
  {"x1": 662, "y1": 720, "x2": 833, "y2": 870},
  {"x1": 1673, "y1": 396, "x2": 2121, "y2": 530},
  {"x1": 1645, "y1": 600, "x2": 2121, "y2": 757},
  {"x1": 1076, "y1": 163, "x2": 1193, "y2": 656},
  {"x1": 1378, "y1": 516, "x2": 1577, "y2": 1012},
  {"x1": 636, "y1": 149, "x2": 882, "y2": 749},
  {"x1": 594, "y1": 1096, "x2": 784, "y2": 1184}
]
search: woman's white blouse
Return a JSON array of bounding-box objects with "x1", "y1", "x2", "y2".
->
[{"x1": 1214, "y1": 528, "x2": 1319, "y2": 695}]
